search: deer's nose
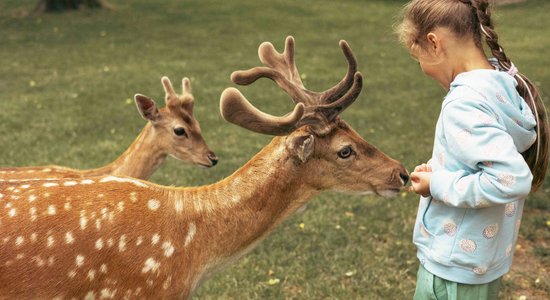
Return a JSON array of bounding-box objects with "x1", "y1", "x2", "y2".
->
[
  {"x1": 399, "y1": 171, "x2": 409, "y2": 185},
  {"x1": 208, "y1": 152, "x2": 218, "y2": 166}
]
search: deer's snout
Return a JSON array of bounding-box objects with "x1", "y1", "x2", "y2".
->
[
  {"x1": 207, "y1": 151, "x2": 218, "y2": 167},
  {"x1": 399, "y1": 171, "x2": 409, "y2": 186}
]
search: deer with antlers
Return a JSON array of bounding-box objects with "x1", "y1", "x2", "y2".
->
[
  {"x1": 0, "y1": 76, "x2": 217, "y2": 181},
  {"x1": 0, "y1": 36, "x2": 408, "y2": 299}
]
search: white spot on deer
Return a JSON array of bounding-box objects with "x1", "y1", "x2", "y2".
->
[
  {"x1": 33, "y1": 255, "x2": 45, "y2": 267},
  {"x1": 7, "y1": 186, "x2": 15, "y2": 191},
  {"x1": 5, "y1": 202, "x2": 12, "y2": 208},
  {"x1": 0, "y1": 193, "x2": 4, "y2": 199},
  {"x1": 30, "y1": 233, "x2": 37, "y2": 243},
  {"x1": 30, "y1": 207, "x2": 38, "y2": 221},
  {"x1": 163, "y1": 276, "x2": 172, "y2": 290},
  {"x1": 47, "y1": 205, "x2": 56, "y2": 215},
  {"x1": 42, "y1": 168, "x2": 52, "y2": 172},
  {"x1": 130, "y1": 192, "x2": 138, "y2": 203},
  {"x1": 15, "y1": 236, "x2": 25, "y2": 246},
  {"x1": 16, "y1": 253, "x2": 25, "y2": 260},
  {"x1": 76, "y1": 254, "x2": 85, "y2": 267},
  {"x1": 2, "y1": 236, "x2": 11, "y2": 244},
  {"x1": 152, "y1": 234, "x2": 160, "y2": 245},
  {"x1": 68, "y1": 269, "x2": 77, "y2": 278},
  {"x1": 100, "y1": 288, "x2": 116, "y2": 299},
  {"x1": 98, "y1": 193, "x2": 104, "y2": 198},
  {"x1": 142, "y1": 258, "x2": 160, "y2": 274},
  {"x1": 48, "y1": 256, "x2": 55, "y2": 266},
  {"x1": 10, "y1": 195, "x2": 20, "y2": 200},
  {"x1": 136, "y1": 236, "x2": 144, "y2": 246},
  {"x1": 84, "y1": 291, "x2": 95, "y2": 300},
  {"x1": 96, "y1": 219, "x2": 102, "y2": 230},
  {"x1": 43, "y1": 192, "x2": 51, "y2": 198},
  {"x1": 174, "y1": 199, "x2": 183, "y2": 213},
  {"x1": 87, "y1": 269, "x2": 96, "y2": 281},
  {"x1": 81, "y1": 179, "x2": 95, "y2": 185},
  {"x1": 107, "y1": 238, "x2": 114, "y2": 247},
  {"x1": 117, "y1": 201, "x2": 125, "y2": 212},
  {"x1": 95, "y1": 238, "x2": 104, "y2": 250},
  {"x1": 118, "y1": 235, "x2": 127, "y2": 252},
  {"x1": 80, "y1": 210, "x2": 88, "y2": 230},
  {"x1": 47, "y1": 235, "x2": 55, "y2": 248},
  {"x1": 184, "y1": 223, "x2": 196, "y2": 247},
  {"x1": 43, "y1": 182, "x2": 58, "y2": 188},
  {"x1": 148, "y1": 199, "x2": 160, "y2": 211},
  {"x1": 162, "y1": 241, "x2": 175, "y2": 257},
  {"x1": 65, "y1": 231, "x2": 75, "y2": 244},
  {"x1": 100, "y1": 264, "x2": 108, "y2": 274},
  {"x1": 64, "y1": 202, "x2": 71, "y2": 210},
  {"x1": 28, "y1": 194, "x2": 37, "y2": 202},
  {"x1": 64, "y1": 181, "x2": 78, "y2": 186},
  {"x1": 100, "y1": 175, "x2": 148, "y2": 188},
  {"x1": 8, "y1": 208, "x2": 17, "y2": 217}
]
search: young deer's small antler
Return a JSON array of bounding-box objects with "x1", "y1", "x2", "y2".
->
[
  {"x1": 161, "y1": 76, "x2": 195, "y2": 114},
  {"x1": 222, "y1": 36, "x2": 362, "y2": 136}
]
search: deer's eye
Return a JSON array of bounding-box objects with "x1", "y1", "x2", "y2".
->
[
  {"x1": 337, "y1": 146, "x2": 354, "y2": 159},
  {"x1": 174, "y1": 127, "x2": 187, "y2": 137}
]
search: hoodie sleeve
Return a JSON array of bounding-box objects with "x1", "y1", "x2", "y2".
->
[{"x1": 429, "y1": 97, "x2": 532, "y2": 208}]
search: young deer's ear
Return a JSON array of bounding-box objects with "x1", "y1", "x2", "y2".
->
[
  {"x1": 286, "y1": 133, "x2": 315, "y2": 163},
  {"x1": 134, "y1": 94, "x2": 161, "y2": 122}
]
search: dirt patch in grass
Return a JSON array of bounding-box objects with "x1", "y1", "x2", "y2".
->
[{"x1": 503, "y1": 208, "x2": 550, "y2": 300}]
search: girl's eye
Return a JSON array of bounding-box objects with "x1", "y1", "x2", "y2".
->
[
  {"x1": 174, "y1": 127, "x2": 187, "y2": 137},
  {"x1": 337, "y1": 146, "x2": 354, "y2": 159}
]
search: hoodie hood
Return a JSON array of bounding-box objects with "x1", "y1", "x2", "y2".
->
[{"x1": 447, "y1": 67, "x2": 537, "y2": 153}]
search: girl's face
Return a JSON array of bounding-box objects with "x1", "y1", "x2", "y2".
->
[{"x1": 410, "y1": 45, "x2": 448, "y2": 89}]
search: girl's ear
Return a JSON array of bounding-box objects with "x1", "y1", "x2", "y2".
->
[{"x1": 426, "y1": 32, "x2": 441, "y2": 56}]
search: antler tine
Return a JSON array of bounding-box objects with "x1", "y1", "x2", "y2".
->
[
  {"x1": 259, "y1": 36, "x2": 304, "y2": 87},
  {"x1": 161, "y1": 76, "x2": 176, "y2": 96},
  {"x1": 318, "y1": 72, "x2": 363, "y2": 121},
  {"x1": 182, "y1": 77, "x2": 192, "y2": 95},
  {"x1": 319, "y1": 40, "x2": 358, "y2": 104},
  {"x1": 220, "y1": 88, "x2": 305, "y2": 136},
  {"x1": 231, "y1": 36, "x2": 314, "y2": 106}
]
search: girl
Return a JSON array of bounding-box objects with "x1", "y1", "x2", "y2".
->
[{"x1": 396, "y1": 0, "x2": 549, "y2": 299}]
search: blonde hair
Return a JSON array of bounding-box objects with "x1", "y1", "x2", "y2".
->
[{"x1": 396, "y1": 0, "x2": 549, "y2": 192}]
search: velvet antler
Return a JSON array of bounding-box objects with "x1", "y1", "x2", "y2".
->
[{"x1": 221, "y1": 36, "x2": 362, "y2": 136}]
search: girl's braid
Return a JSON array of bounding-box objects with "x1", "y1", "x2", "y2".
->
[{"x1": 471, "y1": 0, "x2": 513, "y2": 71}]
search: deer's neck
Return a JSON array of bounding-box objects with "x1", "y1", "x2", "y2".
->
[
  {"x1": 83, "y1": 124, "x2": 166, "y2": 179},
  {"x1": 168, "y1": 137, "x2": 318, "y2": 292}
]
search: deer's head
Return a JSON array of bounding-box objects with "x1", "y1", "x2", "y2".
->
[
  {"x1": 221, "y1": 37, "x2": 408, "y2": 196},
  {"x1": 134, "y1": 77, "x2": 218, "y2": 167}
]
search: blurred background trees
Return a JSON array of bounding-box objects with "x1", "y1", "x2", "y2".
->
[{"x1": 33, "y1": 0, "x2": 112, "y2": 13}]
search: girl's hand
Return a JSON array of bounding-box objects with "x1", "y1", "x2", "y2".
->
[
  {"x1": 413, "y1": 163, "x2": 432, "y2": 173},
  {"x1": 409, "y1": 167, "x2": 432, "y2": 197}
]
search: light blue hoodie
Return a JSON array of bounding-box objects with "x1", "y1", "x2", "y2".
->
[{"x1": 413, "y1": 66, "x2": 537, "y2": 284}]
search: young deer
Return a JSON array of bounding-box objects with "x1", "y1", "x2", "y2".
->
[
  {"x1": 0, "y1": 37, "x2": 408, "y2": 299},
  {"x1": 0, "y1": 76, "x2": 217, "y2": 181}
]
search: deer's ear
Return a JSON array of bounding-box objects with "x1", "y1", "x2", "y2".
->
[
  {"x1": 134, "y1": 94, "x2": 161, "y2": 122},
  {"x1": 286, "y1": 133, "x2": 314, "y2": 163}
]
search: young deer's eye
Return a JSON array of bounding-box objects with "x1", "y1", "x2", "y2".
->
[
  {"x1": 337, "y1": 146, "x2": 354, "y2": 159},
  {"x1": 173, "y1": 127, "x2": 187, "y2": 137}
]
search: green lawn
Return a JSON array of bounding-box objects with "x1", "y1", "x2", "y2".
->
[{"x1": 1, "y1": 0, "x2": 549, "y2": 299}]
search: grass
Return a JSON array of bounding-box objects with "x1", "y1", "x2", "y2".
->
[{"x1": 1, "y1": 0, "x2": 549, "y2": 299}]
